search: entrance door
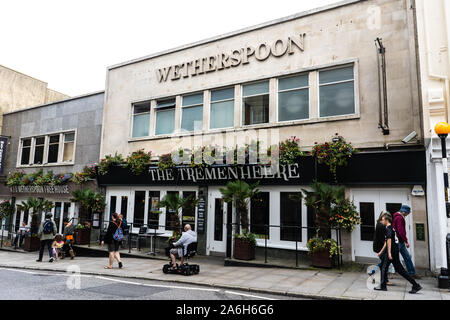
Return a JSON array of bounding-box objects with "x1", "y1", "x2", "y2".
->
[
  {"x1": 106, "y1": 190, "x2": 130, "y2": 222},
  {"x1": 352, "y1": 189, "x2": 412, "y2": 263},
  {"x1": 208, "y1": 190, "x2": 229, "y2": 254}
]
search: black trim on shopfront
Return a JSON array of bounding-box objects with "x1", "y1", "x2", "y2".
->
[{"x1": 97, "y1": 149, "x2": 426, "y2": 186}]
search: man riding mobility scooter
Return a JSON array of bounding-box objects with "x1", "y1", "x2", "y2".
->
[{"x1": 163, "y1": 224, "x2": 199, "y2": 276}]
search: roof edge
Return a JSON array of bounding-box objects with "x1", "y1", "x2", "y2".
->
[{"x1": 108, "y1": 0, "x2": 366, "y2": 70}]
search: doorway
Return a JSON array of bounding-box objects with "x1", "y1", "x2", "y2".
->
[{"x1": 207, "y1": 189, "x2": 231, "y2": 255}]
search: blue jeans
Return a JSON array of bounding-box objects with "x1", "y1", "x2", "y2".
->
[{"x1": 398, "y1": 242, "x2": 415, "y2": 275}]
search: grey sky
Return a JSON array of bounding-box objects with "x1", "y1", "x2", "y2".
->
[{"x1": 0, "y1": 0, "x2": 341, "y2": 96}]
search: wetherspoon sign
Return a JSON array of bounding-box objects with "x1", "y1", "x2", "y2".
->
[{"x1": 9, "y1": 185, "x2": 70, "y2": 194}]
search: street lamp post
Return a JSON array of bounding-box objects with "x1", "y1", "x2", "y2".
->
[{"x1": 435, "y1": 122, "x2": 450, "y2": 290}]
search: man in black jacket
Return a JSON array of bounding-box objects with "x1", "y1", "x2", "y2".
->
[{"x1": 369, "y1": 211, "x2": 390, "y2": 277}]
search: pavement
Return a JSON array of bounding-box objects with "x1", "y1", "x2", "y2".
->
[{"x1": 0, "y1": 249, "x2": 449, "y2": 300}]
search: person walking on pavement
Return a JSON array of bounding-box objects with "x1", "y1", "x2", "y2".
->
[
  {"x1": 392, "y1": 205, "x2": 417, "y2": 277},
  {"x1": 13, "y1": 221, "x2": 29, "y2": 249},
  {"x1": 62, "y1": 219, "x2": 75, "y2": 260},
  {"x1": 101, "y1": 213, "x2": 123, "y2": 269},
  {"x1": 368, "y1": 211, "x2": 393, "y2": 285},
  {"x1": 36, "y1": 213, "x2": 57, "y2": 262},
  {"x1": 374, "y1": 213, "x2": 422, "y2": 293}
]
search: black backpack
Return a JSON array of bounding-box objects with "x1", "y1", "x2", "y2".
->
[{"x1": 43, "y1": 220, "x2": 54, "y2": 234}]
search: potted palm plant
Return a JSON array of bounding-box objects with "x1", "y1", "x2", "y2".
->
[
  {"x1": 220, "y1": 180, "x2": 259, "y2": 260},
  {"x1": 302, "y1": 182, "x2": 344, "y2": 268},
  {"x1": 71, "y1": 189, "x2": 102, "y2": 244}
]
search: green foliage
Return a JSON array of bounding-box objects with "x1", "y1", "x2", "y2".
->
[
  {"x1": 312, "y1": 134, "x2": 357, "y2": 182},
  {"x1": 0, "y1": 200, "x2": 14, "y2": 220},
  {"x1": 307, "y1": 237, "x2": 342, "y2": 258},
  {"x1": 125, "y1": 149, "x2": 152, "y2": 175},
  {"x1": 220, "y1": 180, "x2": 259, "y2": 231},
  {"x1": 234, "y1": 229, "x2": 257, "y2": 246},
  {"x1": 279, "y1": 136, "x2": 304, "y2": 165},
  {"x1": 71, "y1": 188, "x2": 105, "y2": 212},
  {"x1": 6, "y1": 171, "x2": 25, "y2": 186},
  {"x1": 329, "y1": 198, "x2": 361, "y2": 232},
  {"x1": 158, "y1": 153, "x2": 174, "y2": 170},
  {"x1": 158, "y1": 193, "x2": 198, "y2": 234},
  {"x1": 98, "y1": 153, "x2": 124, "y2": 175}
]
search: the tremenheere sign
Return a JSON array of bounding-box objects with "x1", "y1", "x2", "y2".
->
[
  {"x1": 9, "y1": 185, "x2": 70, "y2": 194},
  {"x1": 149, "y1": 164, "x2": 300, "y2": 183},
  {"x1": 157, "y1": 34, "x2": 305, "y2": 82}
]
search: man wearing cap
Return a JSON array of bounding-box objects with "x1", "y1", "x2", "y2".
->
[{"x1": 392, "y1": 205, "x2": 417, "y2": 277}]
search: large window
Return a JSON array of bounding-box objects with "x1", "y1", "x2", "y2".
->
[
  {"x1": 19, "y1": 131, "x2": 76, "y2": 166},
  {"x1": 33, "y1": 137, "x2": 45, "y2": 165},
  {"x1": 210, "y1": 87, "x2": 234, "y2": 129},
  {"x1": 280, "y1": 192, "x2": 302, "y2": 241},
  {"x1": 132, "y1": 102, "x2": 150, "y2": 138},
  {"x1": 47, "y1": 135, "x2": 60, "y2": 163},
  {"x1": 182, "y1": 191, "x2": 196, "y2": 231},
  {"x1": 319, "y1": 65, "x2": 355, "y2": 117},
  {"x1": 360, "y1": 202, "x2": 375, "y2": 241},
  {"x1": 165, "y1": 191, "x2": 180, "y2": 231},
  {"x1": 20, "y1": 138, "x2": 31, "y2": 165},
  {"x1": 155, "y1": 99, "x2": 175, "y2": 135},
  {"x1": 250, "y1": 192, "x2": 270, "y2": 239},
  {"x1": 278, "y1": 74, "x2": 309, "y2": 121},
  {"x1": 181, "y1": 93, "x2": 203, "y2": 132},
  {"x1": 242, "y1": 81, "x2": 269, "y2": 125},
  {"x1": 133, "y1": 191, "x2": 145, "y2": 227}
]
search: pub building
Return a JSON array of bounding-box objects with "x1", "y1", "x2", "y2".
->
[
  {"x1": 98, "y1": 0, "x2": 431, "y2": 269},
  {"x1": 0, "y1": 92, "x2": 104, "y2": 240}
]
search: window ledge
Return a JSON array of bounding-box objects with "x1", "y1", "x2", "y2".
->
[
  {"x1": 16, "y1": 162, "x2": 75, "y2": 169},
  {"x1": 128, "y1": 114, "x2": 360, "y2": 143}
]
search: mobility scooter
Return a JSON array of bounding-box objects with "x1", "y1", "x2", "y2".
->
[{"x1": 162, "y1": 242, "x2": 200, "y2": 276}]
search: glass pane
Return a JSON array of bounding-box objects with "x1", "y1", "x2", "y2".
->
[
  {"x1": 360, "y1": 202, "x2": 375, "y2": 241},
  {"x1": 183, "y1": 93, "x2": 203, "y2": 106},
  {"x1": 63, "y1": 203, "x2": 71, "y2": 224},
  {"x1": 120, "y1": 196, "x2": 128, "y2": 219},
  {"x1": 211, "y1": 87, "x2": 234, "y2": 102},
  {"x1": 48, "y1": 143, "x2": 59, "y2": 163},
  {"x1": 243, "y1": 81, "x2": 269, "y2": 97},
  {"x1": 250, "y1": 192, "x2": 270, "y2": 238},
  {"x1": 280, "y1": 192, "x2": 302, "y2": 241},
  {"x1": 54, "y1": 202, "x2": 62, "y2": 234},
  {"x1": 279, "y1": 74, "x2": 308, "y2": 91},
  {"x1": 319, "y1": 81, "x2": 355, "y2": 117},
  {"x1": 49, "y1": 135, "x2": 59, "y2": 143},
  {"x1": 319, "y1": 66, "x2": 354, "y2": 84},
  {"x1": 386, "y1": 203, "x2": 402, "y2": 215},
  {"x1": 33, "y1": 146, "x2": 44, "y2": 164},
  {"x1": 133, "y1": 191, "x2": 145, "y2": 227},
  {"x1": 64, "y1": 133, "x2": 75, "y2": 142},
  {"x1": 132, "y1": 113, "x2": 150, "y2": 137},
  {"x1": 22, "y1": 139, "x2": 31, "y2": 147},
  {"x1": 155, "y1": 109, "x2": 175, "y2": 135},
  {"x1": 35, "y1": 137, "x2": 45, "y2": 145},
  {"x1": 156, "y1": 98, "x2": 175, "y2": 109},
  {"x1": 210, "y1": 100, "x2": 234, "y2": 129},
  {"x1": 63, "y1": 142, "x2": 74, "y2": 162},
  {"x1": 243, "y1": 94, "x2": 269, "y2": 125},
  {"x1": 148, "y1": 191, "x2": 160, "y2": 229},
  {"x1": 182, "y1": 191, "x2": 196, "y2": 231},
  {"x1": 214, "y1": 198, "x2": 223, "y2": 241},
  {"x1": 133, "y1": 103, "x2": 150, "y2": 114},
  {"x1": 278, "y1": 89, "x2": 309, "y2": 121},
  {"x1": 109, "y1": 196, "x2": 117, "y2": 221},
  {"x1": 181, "y1": 106, "x2": 203, "y2": 132},
  {"x1": 165, "y1": 191, "x2": 179, "y2": 231},
  {"x1": 21, "y1": 147, "x2": 30, "y2": 165}
]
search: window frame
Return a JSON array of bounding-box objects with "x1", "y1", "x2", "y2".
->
[
  {"x1": 318, "y1": 64, "x2": 357, "y2": 119},
  {"x1": 276, "y1": 73, "x2": 310, "y2": 123},
  {"x1": 16, "y1": 129, "x2": 77, "y2": 168},
  {"x1": 241, "y1": 80, "x2": 270, "y2": 127},
  {"x1": 154, "y1": 98, "x2": 176, "y2": 136},
  {"x1": 180, "y1": 92, "x2": 204, "y2": 133},
  {"x1": 131, "y1": 101, "x2": 151, "y2": 138},
  {"x1": 209, "y1": 86, "x2": 235, "y2": 130}
]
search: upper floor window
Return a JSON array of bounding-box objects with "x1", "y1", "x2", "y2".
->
[
  {"x1": 132, "y1": 102, "x2": 150, "y2": 138},
  {"x1": 19, "y1": 131, "x2": 76, "y2": 166},
  {"x1": 20, "y1": 138, "x2": 31, "y2": 165},
  {"x1": 210, "y1": 87, "x2": 234, "y2": 129},
  {"x1": 242, "y1": 81, "x2": 269, "y2": 125},
  {"x1": 278, "y1": 74, "x2": 309, "y2": 121},
  {"x1": 181, "y1": 93, "x2": 203, "y2": 132},
  {"x1": 155, "y1": 98, "x2": 175, "y2": 135},
  {"x1": 319, "y1": 65, "x2": 355, "y2": 117}
]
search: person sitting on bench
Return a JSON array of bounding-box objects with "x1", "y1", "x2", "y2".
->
[{"x1": 169, "y1": 224, "x2": 197, "y2": 269}]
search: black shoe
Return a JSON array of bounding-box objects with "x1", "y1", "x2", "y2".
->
[
  {"x1": 409, "y1": 284, "x2": 422, "y2": 294},
  {"x1": 36, "y1": 259, "x2": 42, "y2": 262},
  {"x1": 374, "y1": 286, "x2": 387, "y2": 291},
  {"x1": 49, "y1": 257, "x2": 54, "y2": 263},
  {"x1": 118, "y1": 262, "x2": 123, "y2": 269}
]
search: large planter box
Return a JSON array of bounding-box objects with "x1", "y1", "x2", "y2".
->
[
  {"x1": 75, "y1": 228, "x2": 91, "y2": 245},
  {"x1": 234, "y1": 237, "x2": 255, "y2": 260},
  {"x1": 312, "y1": 250, "x2": 333, "y2": 268},
  {"x1": 23, "y1": 237, "x2": 40, "y2": 252}
]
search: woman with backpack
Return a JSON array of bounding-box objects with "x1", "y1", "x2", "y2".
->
[{"x1": 101, "y1": 212, "x2": 123, "y2": 269}]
